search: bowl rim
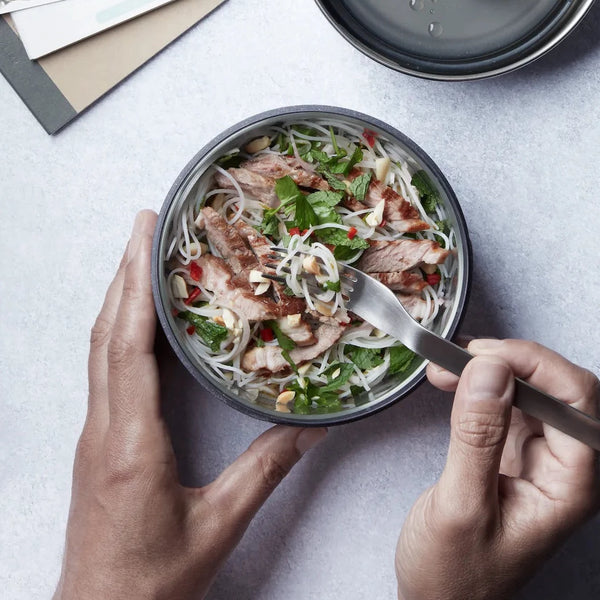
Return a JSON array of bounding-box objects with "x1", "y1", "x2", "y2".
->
[
  {"x1": 151, "y1": 105, "x2": 473, "y2": 426},
  {"x1": 314, "y1": 0, "x2": 597, "y2": 81}
]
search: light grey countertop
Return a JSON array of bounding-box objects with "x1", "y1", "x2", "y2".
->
[{"x1": 1, "y1": 1, "x2": 599, "y2": 598}]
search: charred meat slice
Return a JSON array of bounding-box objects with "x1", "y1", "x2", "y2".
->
[
  {"x1": 241, "y1": 321, "x2": 345, "y2": 372},
  {"x1": 195, "y1": 255, "x2": 282, "y2": 321},
  {"x1": 370, "y1": 271, "x2": 428, "y2": 293},
  {"x1": 201, "y1": 207, "x2": 258, "y2": 275},
  {"x1": 214, "y1": 168, "x2": 279, "y2": 207},
  {"x1": 234, "y1": 220, "x2": 306, "y2": 315},
  {"x1": 241, "y1": 154, "x2": 329, "y2": 191},
  {"x1": 363, "y1": 180, "x2": 429, "y2": 233},
  {"x1": 359, "y1": 239, "x2": 450, "y2": 273}
]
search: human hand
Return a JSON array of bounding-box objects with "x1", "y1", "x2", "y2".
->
[
  {"x1": 395, "y1": 339, "x2": 599, "y2": 600},
  {"x1": 53, "y1": 210, "x2": 326, "y2": 600}
]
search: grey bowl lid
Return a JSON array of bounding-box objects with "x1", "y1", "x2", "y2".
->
[{"x1": 315, "y1": 0, "x2": 596, "y2": 80}]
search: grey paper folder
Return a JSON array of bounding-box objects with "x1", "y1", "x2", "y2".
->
[{"x1": 0, "y1": 0, "x2": 226, "y2": 134}]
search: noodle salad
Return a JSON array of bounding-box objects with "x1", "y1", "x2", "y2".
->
[{"x1": 164, "y1": 118, "x2": 457, "y2": 415}]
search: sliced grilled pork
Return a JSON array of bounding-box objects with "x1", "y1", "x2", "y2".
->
[
  {"x1": 397, "y1": 294, "x2": 435, "y2": 322},
  {"x1": 234, "y1": 220, "x2": 306, "y2": 315},
  {"x1": 242, "y1": 154, "x2": 329, "y2": 191},
  {"x1": 195, "y1": 255, "x2": 281, "y2": 321},
  {"x1": 201, "y1": 207, "x2": 258, "y2": 274},
  {"x1": 241, "y1": 321, "x2": 345, "y2": 372},
  {"x1": 363, "y1": 180, "x2": 429, "y2": 233},
  {"x1": 370, "y1": 271, "x2": 428, "y2": 293},
  {"x1": 276, "y1": 316, "x2": 316, "y2": 346},
  {"x1": 359, "y1": 239, "x2": 450, "y2": 273},
  {"x1": 214, "y1": 168, "x2": 279, "y2": 207}
]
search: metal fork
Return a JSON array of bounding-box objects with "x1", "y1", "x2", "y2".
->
[{"x1": 266, "y1": 249, "x2": 600, "y2": 451}]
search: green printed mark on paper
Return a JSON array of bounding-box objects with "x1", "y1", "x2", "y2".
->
[{"x1": 96, "y1": 0, "x2": 162, "y2": 24}]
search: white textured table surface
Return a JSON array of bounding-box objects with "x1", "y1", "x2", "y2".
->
[{"x1": 1, "y1": 1, "x2": 600, "y2": 598}]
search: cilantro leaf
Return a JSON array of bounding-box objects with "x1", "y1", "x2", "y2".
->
[
  {"x1": 260, "y1": 208, "x2": 280, "y2": 238},
  {"x1": 411, "y1": 170, "x2": 441, "y2": 214},
  {"x1": 388, "y1": 346, "x2": 416, "y2": 374},
  {"x1": 349, "y1": 173, "x2": 372, "y2": 202},
  {"x1": 346, "y1": 346, "x2": 384, "y2": 370},
  {"x1": 178, "y1": 311, "x2": 229, "y2": 352},
  {"x1": 328, "y1": 146, "x2": 363, "y2": 175},
  {"x1": 275, "y1": 175, "x2": 303, "y2": 207}
]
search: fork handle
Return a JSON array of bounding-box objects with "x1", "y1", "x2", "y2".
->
[{"x1": 416, "y1": 333, "x2": 600, "y2": 452}]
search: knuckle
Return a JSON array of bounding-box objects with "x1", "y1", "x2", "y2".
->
[
  {"x1": 121, "y1": 275, "x2": 146, "y2": 306},
  {"x1": 103, "y1": 443, "x2": 139, "y2": 486},
  {"x1": 90, "y1": 316, "x2": 113, "y2": 349},
  {"x1": 107, "y1": 335, "x2": 137, "y2": 369},
  {"x1": 455, "y1": 411, "x2": 507, "y2": 449},
  {"x1": 255, "y1": 452, "x2": 290, "y2": 489}
]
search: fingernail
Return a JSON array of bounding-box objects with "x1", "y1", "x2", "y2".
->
[
  {"x1": 468, "y1": 338, "x2": 503, "y2": 352},
  {"x1": 296, "y1": 428, "x2": 327, "y2": 455},
  {"x1": 128, "y1": 212, "x2": 151, "y2": 262},
  {"x1": 466, "y1": 356, "x2": 512, "y2": 402},
  {"x1": 429, "y1": 363, "x2": 448, "y2": 374}
]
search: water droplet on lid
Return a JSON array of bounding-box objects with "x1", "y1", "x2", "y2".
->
[
  {"x1": 428, "y1": 21, "x2": 443, "y2": 37},
  {"x1": 409, "y1": 0, "x2": 425, "y2": 11}
]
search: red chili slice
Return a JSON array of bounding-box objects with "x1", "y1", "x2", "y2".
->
[
  {"x1": 288, "y1": 227, "x2": 301, "y2": 236},
  {"x1": 379, "y1": 219, "x2": 387, "y2": 228},
  {"x1": 362, "y1": 129, "x2": 377, "y2": 148},
  {"x1": 260, "y1": 327, "x2": 275, "y2": 342},
  {"x1": 347, "y1": 227, "x2": 358, "y2": 240},
  {"x1": 190, "y1": 262, "x2": 203, "y2": 282},
  {"x1": 186, "y1": 325, "x2": 195, "y2": 335},
  {"x1": 426, "y1": 273, "x2": 441, "y2": 286},
  {"x1": 184, "y1": 287, "x2": 201, "y2": 305}
]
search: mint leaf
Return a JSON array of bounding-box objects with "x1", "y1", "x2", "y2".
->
[
  {"x1": 321, "y1": 170, "x2": 347, "y2": 192},
  {"x1": 349, "y1": 173, "x2": 372, "y2": 202},
  {"x1": 265, "y1": 320, "x2": 296, "y2": 352},
  {"x1": 316, "y1": 227, "x2": 369, "y2": 250},
  {"x1": 294, "y1": 195, "x2": 319, "y2": 230},
  {"x1": 260, "y1": 208, "x2": 280, "y2": 238},
  {"x1": 411, "y1": 170, "x2": 440, "y2": 214},
  {"x1": 321, "y1": 363, "x2": 354, "y2": 392},
  {"x1": 307, "y1": 190, "x2": 344, "y2": 225},
  {"x1": 275, "y1": 175, "x2": 303, "y2": 207},
  {"x1": 323, "y1": 280, "x2": 341, "y2": 292},
  {"x1": 328, "y1": 146, "x2": 363, "y2": 175},
  {"x1": 388, "y1": 346, "x2": 416, "y2": 374},
  {"x1": 178, "y1": 311, "x2": 229, "y2": 352},
  {"x1": 347, "y1": 346, "x2": 384, "y2": 370}
]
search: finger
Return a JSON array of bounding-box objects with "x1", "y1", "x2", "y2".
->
[
  {"x1": 437, "y1": 355, "x2": 514, "y2": 519},
  {"x1": 202, "y1": 426, "x2": 327, "y2": 539},
  {"x1": 87, "y1": 246, "x2": 129, "y2": 433},
  {"x1": 468, "y1": 339, "x2": 598, "y2": 468},
  {"x1": 426, "y1": 335, "x2": 474, "y2": 392},
  {"x1": 107, "y1": 210, "x2": 161, "y2": 438}
]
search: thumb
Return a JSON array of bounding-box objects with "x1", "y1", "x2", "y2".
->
[
  {"x1": 437, "y1": 355, "x2": 514, "y2": 515},
  {"x1": 202, "y1": 425, "x2": 326, "y2": 532}
]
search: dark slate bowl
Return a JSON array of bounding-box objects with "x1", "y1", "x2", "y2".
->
[{"x1": 152, "y1": 106, "x2": 472, "y2": 426}]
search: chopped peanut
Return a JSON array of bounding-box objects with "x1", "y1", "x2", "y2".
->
[
  {"x1": 277, "y1": 390, "x2": 296, "y2": 405},
  {"x1": 287, "y1": 314, "x2": 302, "y2": 327},
  {"x1": 302, "y1": 255, "x2": 322, "y2": 276},
  {"x1": 244, "y1": 136, "x2": 271, "y2": 154},
  {"x1": 213, "y1": 315, "x2": 226, "y2": 326},
  {"x1": 249, "y1": 269, "x2": 269, "y2": 283},
  {"x1": 375, "y1": 157, "x2": 391, "y2": 182},
  {"x1": 222, "y1": 308, "x2": 236, "y2": 329},
  {"x1": 365, "y1": 199, "x2": 386, "y2": 227},
  {"x1": 171, "y1": 275, "x2": 188, "y2": 299},
  {"x1": 315, "y1": 300, "x2": 334, "y2": 317},
  {"x1": 254, "y1": 282, "x2": 271, "y2": 295},
  {"x1": 422, "y1": 263, "x2": 438, "y2": 275}
]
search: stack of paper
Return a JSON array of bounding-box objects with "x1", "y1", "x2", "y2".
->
[{"x1": 0, "y1": 0, "x2": 227, "y2": 133}]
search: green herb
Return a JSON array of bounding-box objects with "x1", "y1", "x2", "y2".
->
[
  {"x1": 265, "y1": 320, "x2": 298, "y2": 372},
  {"x1": 217, "y1": 151, "x2": 243, "y2": 169},
  {"x1": 275, "y1": 176, "x2": 303, "y2": 207},
  {"x1": 260, "y1": 208, "x2": 280, "y2": 238},
  {"x1": 346, "y1": 346, "x2": 384, "y2": 370},
  {"x1": 411, "y1": 170, "x2": 441, "y2": 214},
  {"x1": 323, "y1": 280, "x2": 341, "y2": 292},
  {"x1": 332, "y1": 246, "x2": 358, "y2": 261},
  {"x1": 178, "y1": 311, "x2": 229, "y2": 352},
  {"x1": 321, "y1": 363, "x2": 354, "y2": 392},
  {"x1": 283, "y1": 286, "x2": 295, "y2": 296},
  {"x1": 388, "y1": 346, "x2": 416, "y2": 374},
  {"x1": 328, "y1": 146, "x2": 363, "y2": 175},
  {"x1": 316, "y1": 227, "x2": 369, "y2": 251},
  {"x1": 286, "y1": 378, "x2": 343, "y2": 414},
  {"x1": 435, "y1": 220, "x2": 450, "y2": 236},
  {"x1": 349, "y1": 172, "x2": 372, "y2": 202},
  {"x1": 255, "y1": 338, "x2": 265, "y2": 348},
  {"x1": 329, "y1": 126, "x2": 341, "y2": 154},
  {"x1": 306, "y1": 190, "x2": 344, "y2": 225},
  {"x1": 294, "y1": 195, "x2": 319, "y2": 230},
  {"x1": 321, "y1": 170, "x2": 347, "y2": 192}
]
